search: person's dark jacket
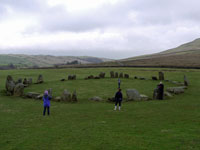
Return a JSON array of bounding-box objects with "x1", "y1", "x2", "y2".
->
[
  {"x1": 115, "y1": 91, "x2": 123, "y2": 101},
  {"x1": 157, "y1": 84, "x2": 164, "y2": 99}
]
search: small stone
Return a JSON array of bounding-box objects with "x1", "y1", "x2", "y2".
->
[
  {"x1": 90, "y1": 96, "x2": 103, "y2": 101},
  {"x1": 140, "y1": 94, "x2": 149, "y2": 101},
  {"x1": 54, "y1": 96, "x2": 61, "y2": 102},
  {"x1": 152, "y1": 76, "x2": 158, "y2": 80}
]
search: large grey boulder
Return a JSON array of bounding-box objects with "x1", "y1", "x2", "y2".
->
[
  {"x1": 14, "y1": 83, "x2": 24, "y2": 96},
  {"x1": 5, "y1": 75, "x2": 15, "y2": 95},
  {"x1": 166, "y1": 87, "x2": 185, "y2": 94},
  {"x1": 126, "y1": 89, "x2": 141, "y2": 101},
  {"x1": 159, "y1": 72, "x2": 164, "y2": 80},
  {"x1": 61, "y1": 90, "x2": 71, "y2": 101}
]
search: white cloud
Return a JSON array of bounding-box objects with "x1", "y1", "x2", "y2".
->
[{"x1": 0, "y1": 0, "x2": 200, "y2": 58}]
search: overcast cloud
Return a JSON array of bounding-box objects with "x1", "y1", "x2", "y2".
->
[{"x1": 0, "y1": 0, "x2": 200, "y2": 59}]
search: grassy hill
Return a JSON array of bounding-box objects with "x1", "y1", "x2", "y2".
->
[
  {"x1": 0, "y1": 67, "x2": 200, "y2": 149},
  {"x1": 101, "y1": 38, "x2": 200, "y2": 68},
  {"x1": 0, "y1": 54, "x2": 112, "y2": 68}
]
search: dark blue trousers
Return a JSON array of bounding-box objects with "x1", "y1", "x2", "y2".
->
[
  {"x1": 43, "y1": 106, "x2": 50, "y2": 116},
  {"x1": 115, "y1": 100, "x2": 122, "y2": 106}
]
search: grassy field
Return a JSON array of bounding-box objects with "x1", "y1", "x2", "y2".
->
[{"x1": 0, "y1": 68, "x2": 200, "y2": 150}]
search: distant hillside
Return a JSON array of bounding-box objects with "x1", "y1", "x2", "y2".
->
[
  {"x1": 101, "y1": 38, "x2": 200, "y2": 68},
  {"x1": 0, "y1": 54, "x2": 112, "y2": 68}
]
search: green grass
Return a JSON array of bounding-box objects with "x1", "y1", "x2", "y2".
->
[{"x1": 0, "y1": 68, "x2": 200, "y2": 150}]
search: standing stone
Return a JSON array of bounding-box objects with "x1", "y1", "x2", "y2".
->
[
  {"x1": 61, "y1": 90, "x2": 71, "y2": 101},
  {"x1": 124, "y1": 74, "x2": 129, "y2": 78},
  {"x1": 110, "y1": 71, "x2": 114, "y2": 78},
  {"x1": 184, "y1": 75, "x2": 189, "y2": 86},
  {"x1": 48, "y1": 88, "x2": 52, "y2": 96},
  {"x1": 126, "y1": 89, "x2": 141, "y2": 101},
  {"x1": 159, "y1": 72, "x2": 164, "y2": 80},
  {"x1": 153, "y1": 88, "x2": 159, "y2": 100},
  {"x1": 119, "y1": 73, "x2": 123, "y2": 78},
  {"x1": 99, "y1": 72, "x2": 105, "y2": 78},
  {"x1": 23, "y1": 78, "x2": 28, "y2": 85},
  {"x1": 14, "y1": 83, "x2": 24, "y2": 96},
  {"x1": 115, "y1": 72, "x2": 119, "y2": 78},
  {"x1": 37, "y1": 74, "x2": 43, "y2": 84},
  {"x1": 72, "y1": 75, "x2": 76, "y2": 80},
  {"x1": 5, "y1": 75, "x2": 15, "y2": 95},
  {"x1": 17, "y1": 78, "x2": 22, "y2": 84},
  {"x1": 72, "y1": 91, "x2": 78, "y2": 102},
  {"x1": 68, "y1": 75, "x2": 72, "y2": 80},
  {"x1": 28, "y1": 78, "x2": 32, "y2": 84}
]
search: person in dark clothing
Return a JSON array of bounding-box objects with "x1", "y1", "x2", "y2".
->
[
  {"x1": 114, "y1": 88, "x2": 123, "y2": 110},
  {"x1": 157, "y1": 82, "x2": 164, "y2": 100},
  {"x1": 43, "y1": 90, "x2": 52, "y2": 116},
  {"x1": 118, "y1": 78, "x2": 121, "y2": 89}
]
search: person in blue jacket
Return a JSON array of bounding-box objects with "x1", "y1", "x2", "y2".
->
[
  {"x1": 43, "y1": 90, "x2": 52, "y2": 116},
  {"x1": 114, "y1": 88, "x2": 123, "y2": 110}
]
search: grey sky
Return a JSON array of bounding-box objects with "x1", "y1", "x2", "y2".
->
[{"x1": 0, "y1": 0, "x2": 200, "y2": 59}]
